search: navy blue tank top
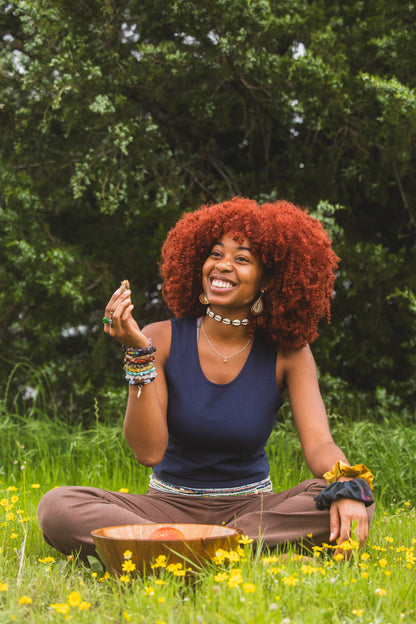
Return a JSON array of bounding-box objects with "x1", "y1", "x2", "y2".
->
[{"x1": 153, "y1": 317, "x2": 282, "y2": 488}]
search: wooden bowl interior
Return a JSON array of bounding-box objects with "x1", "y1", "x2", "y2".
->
[{"x1": 92, "y1": 523, "x2": 238, "y2": 541}]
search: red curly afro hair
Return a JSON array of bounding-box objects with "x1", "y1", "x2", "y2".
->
[{"x1": 160, "y1": 197, "x2": 339, "y2": 350}]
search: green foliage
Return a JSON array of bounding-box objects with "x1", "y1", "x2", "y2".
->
[{"x1": 1, "y1": 0, "x2": 416, "y2": 417}]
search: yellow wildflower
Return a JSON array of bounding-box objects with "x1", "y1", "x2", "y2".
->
[
  {"x1": 238, "y1": 535, "x2": 254, "y2": 545},
  {"x1": 212, "y1": 549, "x2": 227, "y2": 564},
  {"x1": 227, "y1": 569, "x2": 243, "y2": 588},
  {"x1": 119, "y1": 488, "x2": 129, "y2": 493},
  {"x1": 67, "y1": 591, "x2": 81, "y2": 606},
  {"x1": 375, "y1": 588, "x2": 387, "y2": 596},
  {"x1": 227, "y1": 550, "x2": 240, "y2": 562},
  {"x1": 352, "y1": 609, "x2": 363, "y2": 616},
  {"x1": 151, "y1": 555, "x2": 167, "y2": 569},
  {"x1": 50, "y1": 603, "x2": 70, "y2": 614},
  {"x1": 243, "y1": 583, "x2": 256, "y2": 593},
  {"x1": 99, "y1": 572, "x2": 111, "y2": 582},
  {"x1": 122, "y1": 560, "x2": 136, "y2": 573},
  {"x1": 39, "y1": 556, "x2": 55, "y2": 563},
  {"x1": 145, "y1": 586, "x2": 155, "y2": 595},
  {"x1": 31, "y1": 484, "x2": 40, "y2": 489},
  {"x1": 378, "y1": 558, "x2": 388, "y2": 568},
  {"x1": 19, "y1": 595, "x2": 32, "y2": 605},
  {"x1": 339, "y1": 538, "x2": 359, "y2": 551},
  {"x1": 123, "y1": 613, "x2": 131, "y2": 622},
  {"x1": 361, "y1": 553, "x2": 370, "y2": 560},
  {"x1": 123, "y1": 550, "x2": 132, "y2": 560},
  {"x1": 0, "y1": 582, "x2": 8, "y2": 592},
  {"x1": 120, "y1": 574, "x2": 130, "y2": 583},
  {"x1": 78, "y1": 601, "x2": 91, "y2": 611},
  {"x1": 214, "y1": 572, "x2": 228, "y2": 582},
  {"x1": 7, "y1": 486, "x2": 18, "y2": 491},
  {"x1": 301, "y1": 564, "x2": 325, "y2": 575},
  {"x1": 334, "y1": 553, "x2": 344, "y2": 562},
  {"x1": 282, "y1": 575, "x2": 298, "y2": 586},
  {"x1": 268, "y1": 566, "x2": 281, "y2": 575},
  {"x1": 11, "y1": 495, "x2": 19, "y2": 503}
]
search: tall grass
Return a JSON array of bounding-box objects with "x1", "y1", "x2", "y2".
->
[{"x1": 0, "y1": 400, "x2": 415, "y2": 623}]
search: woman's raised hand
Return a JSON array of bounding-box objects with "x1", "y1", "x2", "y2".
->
[{"x1": 103, "y1": 284, "x2": 149, "y2": 349}]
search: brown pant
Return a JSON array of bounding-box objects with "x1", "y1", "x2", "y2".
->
[{"x1": 37, "y1": 479, "x2": 374, "y2": 561}]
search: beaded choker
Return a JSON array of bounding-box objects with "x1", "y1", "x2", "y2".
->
[{"x1": 206, "y1": 306, "x2": 249, "y2": 326}]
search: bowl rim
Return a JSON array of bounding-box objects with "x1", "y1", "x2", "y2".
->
[{"x1": 91, "y1": 522, "x2": 241, "y2": 542}]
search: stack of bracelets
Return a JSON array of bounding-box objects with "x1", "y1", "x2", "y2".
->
[
  {"x1": 314, "y1": 460, "x2": 375, "y2": 510},
  {"x1": 123, "y1": 340, "x2": 157, "y2": 397}
]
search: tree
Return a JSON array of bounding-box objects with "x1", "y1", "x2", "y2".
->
[{"x1": 1, "y1": 0, "x2": 415, "y2": 419}]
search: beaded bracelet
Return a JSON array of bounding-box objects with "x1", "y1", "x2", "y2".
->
[
  {"x1": 123, "y1": 340, "x2": 157, "y2": 397},
  {"x1": 314, "y1": 478, "x2": 375, "y2": 511},
  {"x1": 323, "y1": 461, "x2": 374, "y2": 490}
]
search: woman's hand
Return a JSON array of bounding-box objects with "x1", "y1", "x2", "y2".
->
[
  {"x1": 103, "y1": 286, "x2": 149, "y2": 349},
  {"x1": 330, "y1": 497, "x2": 369, "y2": 556}
]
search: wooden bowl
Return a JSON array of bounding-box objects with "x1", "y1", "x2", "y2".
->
[{"x1": 91, "y1": 523, "x2": 241, "y2": 576}]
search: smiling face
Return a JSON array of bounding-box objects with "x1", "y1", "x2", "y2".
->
[{"x1": 202, "y1": 234, "x2": 264, "y2": 315}]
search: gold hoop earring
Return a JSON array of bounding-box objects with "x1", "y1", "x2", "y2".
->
[
  {"x1": 250, "y1": 290, "x2": 264, "y2": 316},
  {"x1": 199, "y1": 292, "x2": 210, "y2": 305}
]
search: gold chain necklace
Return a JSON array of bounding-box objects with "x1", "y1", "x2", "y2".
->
[{"x1": 201, "y1": 320, "x2": 251, "y2": 363}]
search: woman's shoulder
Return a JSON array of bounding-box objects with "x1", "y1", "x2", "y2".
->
[
  {"x1": 142, "y1": 317, "x2": 197, "y2": 365},
  {"x1": 277, "y1": 343, "x2": 318, "y2": 389}
]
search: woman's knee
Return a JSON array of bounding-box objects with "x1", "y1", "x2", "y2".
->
[{"x1": 37, "y1": 486, "x2": 81, "y2": 535}]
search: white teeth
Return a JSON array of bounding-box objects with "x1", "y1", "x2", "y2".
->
[{"x1": 212, "y1": 279, "x2": 233, "y2": 289}]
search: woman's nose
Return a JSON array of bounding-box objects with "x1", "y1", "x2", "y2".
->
[{"x1": 215, "y1": 260, "x2": 232, "y2": 270}]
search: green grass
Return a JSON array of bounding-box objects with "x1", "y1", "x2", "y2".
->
[{"x1": 0, "y1": 405, "x2": 415, "y2": 623}]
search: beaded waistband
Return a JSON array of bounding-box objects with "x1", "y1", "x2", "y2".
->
[{"x1": 149, "y1": 473, "x2": 273, "y2": 497}]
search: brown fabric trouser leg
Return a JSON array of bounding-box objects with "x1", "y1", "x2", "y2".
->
[{"x1": 37, "y1": 479, "x2": 374, "y2": 561}]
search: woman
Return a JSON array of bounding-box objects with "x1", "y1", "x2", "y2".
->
[{"x1": 38, "y1": 197, "x2": 374, "y2": 561}]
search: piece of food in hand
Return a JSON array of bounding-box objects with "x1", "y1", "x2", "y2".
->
[
  {"x1": 149, "y1": 527, "x2": 186, "y2": 540},
  {"x1": 120, "y1": 280, "x2": 130, "y2": 293}
]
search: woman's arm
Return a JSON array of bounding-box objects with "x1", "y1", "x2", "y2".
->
[
  {"x1": 279, "y1": 345, "x2": 371, "y2": 550},
  {"x1": 104, "y1": 287, "x2": 170, "y2": 466},
  {"x1": 123, "y1": 321, "x2": 170, "y2": 466},
  {"x1": 280, "y1": 344, "x2": 347, "y2": 475}
]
